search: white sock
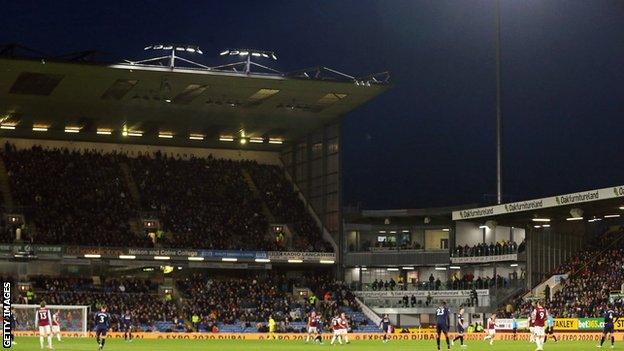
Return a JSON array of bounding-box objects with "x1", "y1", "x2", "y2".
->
[
  {"x1": 48, "y1": 335, "x2": 53, "y2": 347},
  {"x1": 306, "y1": 335, "x2": 310, "y2": 342},
  {"x1": 338, "y1": 336, "x2": 342, "y2": 345},
  {"x1": 344, "y1": 335, "x2": 349, "y2": 343},
  {"x1": 331, "y1": 335, "x2": 336, "y2": 344},
  {"x1": 57, "y1": 334, "x2": 61, "y2": 341},
  {"x1": 40, "y1": 336, "x2": 44, "y2": 348}
]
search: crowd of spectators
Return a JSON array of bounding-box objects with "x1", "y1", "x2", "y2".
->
[
  {"x1": 367, "y1": 271, "x2": 523, "y2": 292},
  {"x1": 452, "y1": 239, "x2": 524, "y2": 257},
  {"x1": 500, "y1": 228, "x2": 624, "y2": 318},
  {"x1": 13, "y1": 272, "x2": 366, "y2": 333},
  {"x1": 1, "y1": 144, "x2": 331, "y2": 253},
  {"x1": 3, "y1": 145, "x2": 150, "y2": 247},
  {"x1": 130, "y1": 153, "x2": 273, "y2": 251},
  {"x1": 246, "y1": 163, "x2": 332, "y2": 252}
]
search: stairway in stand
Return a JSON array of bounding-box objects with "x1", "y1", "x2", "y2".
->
[
  {"x1": 241, "y1": 169, "x2": 276, "y2": 223},
  {"x1": 0, "y1": 156, "x2": 15, "y2": 210}
]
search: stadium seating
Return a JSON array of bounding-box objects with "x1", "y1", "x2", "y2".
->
[
  {"x1": 500, "y1": 229, "x2": 624, "y2": 318},
  {"x1": 16, "y1": 273, "x2": 376, "y2": 333},
  {"x1": 1, "y1": 145, "x2": 331, "y2": 252}
]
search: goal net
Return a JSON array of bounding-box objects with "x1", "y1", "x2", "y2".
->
[{"x1": 12, "y1": 304, "x2": 89, "y2": 336}]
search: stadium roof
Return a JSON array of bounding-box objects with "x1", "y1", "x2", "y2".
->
[
  {"x1": 452, "y1": 185, "x2": 624, "y2": 227},
  {"x1": 0, "y1": 52, "x2": 388, "y2": 150}
]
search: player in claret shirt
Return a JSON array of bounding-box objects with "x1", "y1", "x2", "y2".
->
[
  {"x1": 598, "y1": 304, "x2": 618, "y2": 349},
  {"x1": 35, "y1": 301, "x2": 53, "y2": 350},
  {"x1": 531, "y1": 301, "x2": 547, "y2": 351},
  {"x1": 305, "y1": 311, "x2": 322, "y2": 344},
  {"x1": 51, "y1": 310, "x2": 62, "y2": 342},
  {"x1": 483, "y1": 313, "x2": 497, "y2": 346}
]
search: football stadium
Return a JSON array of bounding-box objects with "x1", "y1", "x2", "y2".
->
[{"x1": 1, "y1": 2, "x2": 624, "y2": 351}]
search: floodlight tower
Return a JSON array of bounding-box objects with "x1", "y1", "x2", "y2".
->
[
  {"x1": 126, "y1": 44, "x2": 208, "y2": 69},
  {"x1": 214, "y1": 49, "x2": 279, "y2": 74}
]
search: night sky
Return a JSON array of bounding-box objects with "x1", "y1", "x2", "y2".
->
[{"x1": 2, "y1": 1, "x2": 624, "y2": 210}]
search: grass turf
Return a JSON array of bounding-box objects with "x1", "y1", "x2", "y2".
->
[{"x1": 8, "y1": 337, "x2": 614, "y2": 351}]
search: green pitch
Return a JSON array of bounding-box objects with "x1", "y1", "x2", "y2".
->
[{"x1": 7, "y1": 337, "x2": 613, "y2": 351}]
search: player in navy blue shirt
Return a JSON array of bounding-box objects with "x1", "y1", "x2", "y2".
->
[
  {"x1": 94, "y1": 305, "x2": 111, "y2": 350},
  {"x1": 451, "y1": 307, "x2": 467, "y2": 348},
  {"x1": 121, "y1": 309, "x2": 133, "y2": 342},
  {"x1": 435, "y1": 301, "x2": 451, "y2": 350},
  {"x1": 379, "y1": 314, "x2": 391, "y2": 343},
  {"x1": 599, "y1": 304, "x2": 618, "y2": 348}
]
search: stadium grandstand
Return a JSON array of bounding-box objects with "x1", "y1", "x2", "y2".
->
[
  {"x1": 0, "y1": 45, "x2": 388, "y2": 339},
  {"x1": 1, "y1": 42, "x2": 624, "y2": 351}
]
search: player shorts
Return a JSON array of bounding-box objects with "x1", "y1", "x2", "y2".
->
[
  {"x1": 604, "y1": 324, "x2": 615, "y2": 334},
  {"x1": 38, "y1": 325, "x2": 51, "y2": 335},
  {"x1": 436, "y1": 324, "x2": 449, "y2": 333},
  {"x1": 487, "y1": 329, "x2": 496, "y2": 336},
  {"x1": 546, "y1": 326, "x2": 554, "y2": 334},
  {"x1": 96, "y1": 327, "x2": 108, "y2": 337},
  {"x1": 533, "y1": 326, "x2": 545, "y2": 337},
  {"x1": 340, "y1": 328, "x2": 348, "y2": 335},
  {"x1": 51, "y1": 325, "x2": 60, "y2": 333},
  {"x1": 382, "y1": 325, "x2": 390, "y2": 333},
  {"x1": 308, "y1": 326, "x2": 318, "y2": 334}
]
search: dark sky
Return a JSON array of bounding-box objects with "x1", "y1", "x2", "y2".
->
[{"x1": 2, "y1": 0, "x2": 624, "y2": 210}]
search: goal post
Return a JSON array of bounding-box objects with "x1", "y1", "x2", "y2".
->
[{"x1": 12, "y1": 304, "x2": 89, "y2": 336}]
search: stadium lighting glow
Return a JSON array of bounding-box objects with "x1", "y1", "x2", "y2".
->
[
  {"x1": 154, "y1": 256, "x2": 170, "y2": 260},
  {"x1": 220, "y1": 50, "x2": 230, "y2": 56},
  {"x1": 531, "y1": 218, "x2": 550, "y2": 222},
  {"x1": 566, "y1": 217, "x2": 583, "y2": 221},
  {"x1": 32, "y1": 126, "x2": 48, "y2": 132},
  {"x1": 219, "y1": 136, "x2": 234, "y2": 142},
  {"x1": 255, "y1": 258, "x2": 271, "y2": 263},
  {"x1": 0, "y1": 124, "x2": 16, "y2": 130},
  {"x1": 97, "y1": 128, "x2": 112, "y2": 135},
  {"x1": 249, "y1": 137, "x2": 264, "y2": 143},
  {"x1": 605, "y1": 214, "x2": 621, "y2": 218},
  {"x1": 189, "y1": 134, "x2": 204, "y2": 140},
  {"x1": 239, "y1": 138, "x2": 247, "y2": 145},
  {"x1": 268, "y1": 138, "x2": 283, "y2": 144},
  {"x1": 158, "y1": 132, "x2": 174, "y2": 139},
  {"x1": 435, "y1": 267, "x2": 447, "y2": 271},
  {"x1": 442, "y1": 228, "x2": 450, "y2": 232},
  {"x1": 126, "y1": 131, "x2": 143, "y2": 137},
  {"x1": 64, "y1": 127, "x2": 81, "y2": 133},
  {"x1": 534, "y1": 225, "x2": 542, "y2": 228},
  {"x1": 510, "y1": 263, "x2": 519, "y2": 267},
  {"x1": 84, "y1": 254, "x2": 101, "y2": 258},
  {"x1": 542, "y1": 224, "x2": 550, "y2": 228},
  {"x1": 619, "y1": 206, "x2": 624, "y2": 210},
  {"x1": 320, "y1": 260, "x2": 335, "y2": 264},
  {"x1": 360, "y1": 267, "x2": 367, "y2": 271},
  {"x1": 288, "y1": 259, "x2": 303, "y2": 263},
  {"x1": 479, "y1": 225, "x2": 487, "y2": 229},
  {"x1": 187, "y1": 257, "x2": 204, "y2": 261},
  {"x1": 164, "y1": 99, "x2": 172, "y2": 103},
  {"x1": 386, "y1": 268, "x2": 399, "y2": 271},
  {"x1": 118, "y1": 255, "x2": 136, "y2": 260},
  {"x1": 402, "y1": 230, "x2": 410, "y2": 233},
  {"x1": 401, "y1": 266, "x2": 415, "y2": 270},
  {"x1": 222, "y1": 258, "x2": 238, "y2": 262},
  {"x1": 450, "y1": 266, "x2": 461, "y2": 270}
]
